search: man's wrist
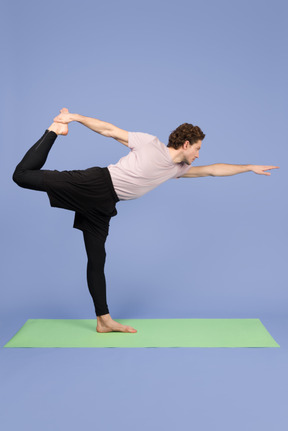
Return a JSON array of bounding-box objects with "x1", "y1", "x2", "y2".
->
[{"x1": 70, "y1": 113, "x2": 81, "y2": 122}]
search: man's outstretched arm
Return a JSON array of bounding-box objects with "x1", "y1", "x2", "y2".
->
[
  {"x1": 53, "y1": 108, "x2": 129, "y2": 146},
  {"x1": 181, "y1": 164, "x2": 280, "y2": 178}
]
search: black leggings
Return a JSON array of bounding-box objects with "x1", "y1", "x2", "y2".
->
[{"x1": 12, "y1": 130, "x2": 110, "y2": 317}]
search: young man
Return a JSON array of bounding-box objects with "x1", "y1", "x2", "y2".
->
[{"x1": 12, "y1": 108, "x2": 279, "y2": 334}]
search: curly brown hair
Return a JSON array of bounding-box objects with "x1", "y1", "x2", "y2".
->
[{"x1": 168, "y1": 123, "x2": 205, "y2": 149}]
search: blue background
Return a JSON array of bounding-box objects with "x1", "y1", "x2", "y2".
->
[{"x1": 1, "y1": 0, "x2": 287, "y2": 430}]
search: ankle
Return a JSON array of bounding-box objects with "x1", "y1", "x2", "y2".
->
[
  {"x1": 48, "y1": 122, "x2": 61, "y2": 135},
  {"x1": 97, "y1": 313, "x2": 111, "y2": 321}
]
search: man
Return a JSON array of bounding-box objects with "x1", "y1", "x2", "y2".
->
[{"x1": 12, "y1": 108, "x2": 279, "y2": 333}]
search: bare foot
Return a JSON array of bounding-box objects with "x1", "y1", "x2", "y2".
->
[
  {"x1": 96, "y1": 314, "x2": 137, "y2": 333},
  {"x1": 48, "y1": 121, "x2": 69, "y2": 136},
  {"x1": 48, "y1": 108, "x2": 70, "y2": 135},
  {"x1": 53, "y1": 107, "x2": 73, "y2": 124}
]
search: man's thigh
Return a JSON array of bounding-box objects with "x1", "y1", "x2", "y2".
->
[{"x1": 13, "y1": 169, "x2": 47, "y2": 192}]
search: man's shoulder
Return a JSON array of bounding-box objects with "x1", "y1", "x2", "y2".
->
[
  {"x1": 129, "y1": 131, "x2": 157, "y2": 140},
  {"x1": 128, "y1": 131, "x2": 158, "y2": 149}
]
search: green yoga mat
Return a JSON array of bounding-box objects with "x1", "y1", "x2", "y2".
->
[{"x1": 3, "y1": 318, "x2": 279, "y2": 348}]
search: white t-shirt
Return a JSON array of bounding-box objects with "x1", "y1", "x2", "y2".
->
[{"x1": 107, "y1": 132, "x2": 191, "y2": 201}]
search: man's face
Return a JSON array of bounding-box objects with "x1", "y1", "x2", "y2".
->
[{"x1": 182, "y1": 140, "x2": 202, "y2": 165}]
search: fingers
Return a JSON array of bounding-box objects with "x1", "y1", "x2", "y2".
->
[
  {"x1": 53, "y1": 108, "x2": 69, "y2": 123},
  {"x1": 54, "y1": 111, "x2": 69, "y2": 123},
  {"x1": 264, "y1": 166, "x2": 279, "y2": 170},
  {"x1": 254, "y1": 168, "x2": 273, "y2": 175},
  {"x1": 53, "y1": 115, "x2": 63, "y2": 123},
  {"x1": 258, "y1": 166, "x2": 279, "y2": 174}
]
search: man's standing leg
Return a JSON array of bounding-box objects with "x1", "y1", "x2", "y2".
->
[
  {"x1": 82, "y1": 230, "x2": 110, "y2": 317},
  {"x1": 82, "y1": 229, "x2": 137, "y2": 333}
]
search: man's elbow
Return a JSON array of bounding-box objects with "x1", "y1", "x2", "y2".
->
[
  {"x1": 199, "y1": 165, "x2": 214, "y2": 177},
  {"x1": 106, "y1": 125, "x2": 129, "y2": 144}
]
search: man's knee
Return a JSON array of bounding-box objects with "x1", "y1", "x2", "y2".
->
[
  {"x1": 12, "y1": 168, "x2": 45, "y2": 191},
  {"x1": 12, "y1": 168, "x2": 24, "y2": 187}
]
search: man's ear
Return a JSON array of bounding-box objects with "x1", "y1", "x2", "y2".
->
[{"x1": 183, "y1": 140, "x2": 190, "y2": 150}]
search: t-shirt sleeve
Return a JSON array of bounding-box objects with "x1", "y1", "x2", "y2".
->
[
  {"x1": 174, "y1": 163, "x2": 192, "y2": 179},
  {"x1": 128, "y1": 132, "x2": 157, "y2": 149}
]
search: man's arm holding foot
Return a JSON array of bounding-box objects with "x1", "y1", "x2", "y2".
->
[{"x1": 53, "y1": 108, "x2": 129, "y2": 146}]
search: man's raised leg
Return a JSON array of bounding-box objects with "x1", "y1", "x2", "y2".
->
[{"x1": 12, "y1": 115, "x2": 69, "y2": 191}]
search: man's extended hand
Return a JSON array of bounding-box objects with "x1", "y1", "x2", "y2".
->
[{"x1": 250, "y1": 165, "x2": 280, "y2": 176}]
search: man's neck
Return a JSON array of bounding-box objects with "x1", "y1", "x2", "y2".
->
[{"x1": 168, "y1": 147, "x2": 184, "y2": 164}]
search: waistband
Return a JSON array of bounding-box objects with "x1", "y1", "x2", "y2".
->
[{"x1": 102, "y1": 167, "x2": 120, "y2": 203}]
